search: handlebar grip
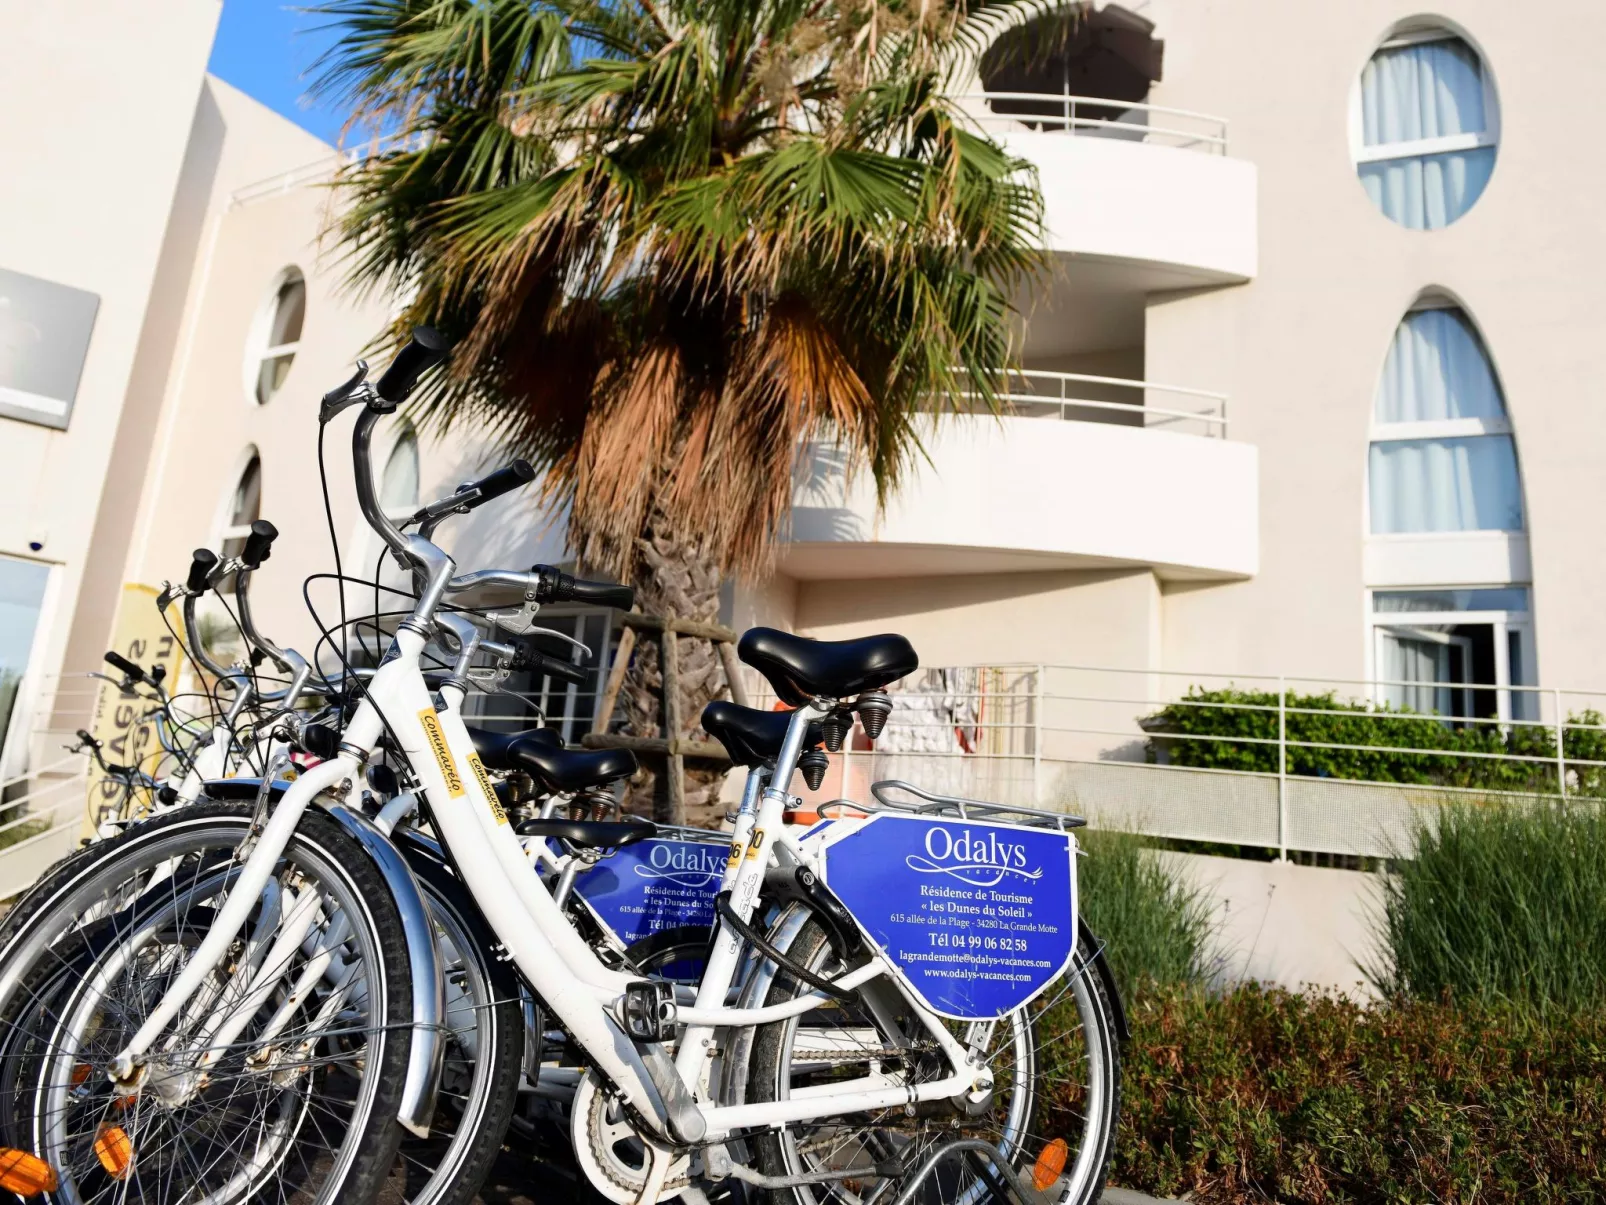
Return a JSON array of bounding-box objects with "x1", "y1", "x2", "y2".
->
[
  {"x1": 104, "y1": 652, "x2": 146, "y2": 685},
  {"x1": 186, "y1": 548, "x2": 219, "y2": 593},
  {"x1": 241, "y1": 520, "x2": 279, "y2": 570},
  {"x1": 530, "y1": 565, "x2": 635, "y2": 610},
  {"x1": 525, "y1": 648, "x2": 589, "y2": 688},
  {"x1": 374, "y1": 326, "x2": 450, "y2": 403},
  {"x1": 467, "y1": 460, "x2": 535, "y2": 508}
]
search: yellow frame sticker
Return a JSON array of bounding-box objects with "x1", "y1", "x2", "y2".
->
[
  {"x1": 418, "y1": 709, "x2": 464, "y2": 798},
  {"x1": 466, "y1": 752, "x2": 508, "y2": 826}
]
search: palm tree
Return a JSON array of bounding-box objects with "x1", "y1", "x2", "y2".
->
[{"x1": 315, "y1": 0, "x2": 1050, "y2": 819}]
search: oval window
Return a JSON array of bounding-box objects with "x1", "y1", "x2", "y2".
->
[{"x1": 1353, "y1": 28, "x2": 1498, "y2": 229}]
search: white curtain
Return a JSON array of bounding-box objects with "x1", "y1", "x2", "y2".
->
[
  {"x1": 1370, "y1": 436, "x2": 1523, "y2": 533},
  {"x1": 1379, "y1": 630, "x2": 1453, "y2": 715},
  {"x1": 1375, "y1": 308, "x2": 1505, "y2": 423},
  {"x1": 1359, "y1": 38, "x2": 1493, "y2": 228}
]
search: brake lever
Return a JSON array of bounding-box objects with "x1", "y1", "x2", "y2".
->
[
  {"x1": 521, "y1": 626, "x2": 593, "y2": 660},
  {"x1": 482, "y1": 596, "x2": 543, "y2": 638},
  {"x1": 318, "y1": 359, "x2": 374, "y2": 425},
  {"x1": 464, "y1": 639, "x2": 517, "y2": 690}
]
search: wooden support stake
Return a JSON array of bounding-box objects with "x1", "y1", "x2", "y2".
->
[
  {"x1": 582, "y1": 733, "x2": 729, "y2": 761},
  {"x1": 662, "y1": 613, "x2": 685, "y2": 825},
  {"x1": 591, "y1": 625, "x2": 636, "y2": 736},
  {"x1": 717, "y1": 639, "x2": 750, "y2": 709}
]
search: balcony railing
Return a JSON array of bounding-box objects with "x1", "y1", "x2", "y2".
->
[
  {"x1": 959, "y1": 91, "x2": 1229, "y2": 154},
  {"x1": 952, "y1": 369, "x2": 1229, "y2": 438},
  {"x1": 746, "y1": 661, "x2": 1604, "y2": 861}
]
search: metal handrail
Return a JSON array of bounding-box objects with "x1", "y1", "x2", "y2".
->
[
  {"x1": 959, "y1": 91, "x2": 1229, "y2": 153},
  {"x1": 951, "y1": 368, "x2": 1229, "y2": 435}
]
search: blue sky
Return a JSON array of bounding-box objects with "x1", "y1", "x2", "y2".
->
[{"x1": 207, "y1": 1, "x2": 350, "y2": 146}]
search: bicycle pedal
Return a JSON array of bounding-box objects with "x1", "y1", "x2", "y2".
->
[{"x1": 619, "y1": 980, "x2": 677, "y2": 1044}]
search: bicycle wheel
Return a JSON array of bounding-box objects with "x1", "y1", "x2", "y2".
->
[
  {"x1": 0, "y1": 801, "x2": 414, "y2": 1205},
  {"x1": 742, "y1": 918, "x2": 1121, "y2": 1205},
  {"x1": 371, "y1": 852, "x2": 523, "y2": 1205}
]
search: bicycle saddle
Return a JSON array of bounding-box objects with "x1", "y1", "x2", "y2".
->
[
  {"x1": 514, "y1": 817, "x2": 656, "y2": 849},
  {"x1": 701, "y1": 701, "x2": 823, "y2": 768},
  {"x1": 737, "y1": 628, "x2": 918, "y2": 706},
  {"x1": 469, "y1": 726, "x2": 637, "y2": 792}
]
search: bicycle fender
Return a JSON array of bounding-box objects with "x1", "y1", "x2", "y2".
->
[
  {"x1": 324, "y1": 803, "x2": 446, "y2": 1137},
  {"x1": 1078, "y1": 918, "x2": 1129, "y2": 1043}
]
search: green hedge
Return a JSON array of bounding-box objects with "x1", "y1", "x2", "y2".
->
[
  {"x1": 1068, "y1": 983, "x2": 1606, "y2": 1204},
  {"x1": 1142, "y1": 688, "x2": 1606, "y2": 797}
]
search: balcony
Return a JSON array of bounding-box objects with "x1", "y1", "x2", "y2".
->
[
  {"x1": 782, "y1": 372, "x2": 1259, "y2": 582},
  {"x1": 958, "y1": 91, "x2": 1258, "y2": 289}
]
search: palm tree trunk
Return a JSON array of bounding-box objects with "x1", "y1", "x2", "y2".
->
[{"x1": 617, "y1": 514, "x2": 731, "y2": 828}]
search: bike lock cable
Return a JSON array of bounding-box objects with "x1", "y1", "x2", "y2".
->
[{"x1": 714, "y1": 893, "x2": 855, "y2": 1002}]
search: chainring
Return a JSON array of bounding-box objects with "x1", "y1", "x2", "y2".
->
[{"x1": 571, "y1": 1069, "x2": 692, "y2": 1204}]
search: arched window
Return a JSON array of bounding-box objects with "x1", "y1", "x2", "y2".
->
[
  {"x1": 1368, "y1": 306, "x2": 1521, "y2": 533},
  {"x1": 249, "y1": 268, "x2": 306, "y2": 405},
  {"x1": 380, "y1": 424, "x2": 420, "y2": 519},
  {"x1": 218, "y1": 452, "x2": 262, "y2": 593},
  {"x1": 1353, "y1": 29, "x2": 1498, "y2": 229},
  {"x1": 1367, "y1": 304, "x2": 1534, "y2": 721}
]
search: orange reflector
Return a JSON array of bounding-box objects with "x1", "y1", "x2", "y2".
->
[
  {"x1": 70, "y1": 1063, "x2": 91, "y2": 1086},
  {"x1": 0, "y1": 1148, "x2": 58, "y2": 1196},
  {"x1": 95, "y1": 1125, "x2": 133, "y2": 1180},
  {"x1": 1031, "y1": 1138, "x2": 1068, "y2": 1191}
]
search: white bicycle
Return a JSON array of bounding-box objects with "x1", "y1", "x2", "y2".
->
[{"x1": 0, "y1": 331, "x2": 1121, "y2": 1205}]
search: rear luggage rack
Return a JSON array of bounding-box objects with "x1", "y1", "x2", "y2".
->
[{"x1": 837, "y1": 780, "x2": 1087, "y2": 831}]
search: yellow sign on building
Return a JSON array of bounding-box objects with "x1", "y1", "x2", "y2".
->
[{"x1": 84, "y1": 584, "x2": 183, "y2": 832}]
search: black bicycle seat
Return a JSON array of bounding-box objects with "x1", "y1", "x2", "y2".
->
[
  {"x1": 515, "y1": 818, "x2": 656, "y2": 850},
  {"x1": 468, "y1": 726, "x2": 636, "y2": 793},
  {"x1": 701, "y1": 701, "x2": 823, "y2": 768},
  {"x1": 737, "y1": 628, "x2": 918, "y2": 706}
]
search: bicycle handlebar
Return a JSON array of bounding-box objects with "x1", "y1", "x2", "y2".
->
[
  {"x1": 241, "y1": 520, "x2": 278, "y2": 570},
  {"x1": 518, "y1": 643, "x2": 589, "y2": 687},
  {"x1": 414, "y1": 460, "x2": 535, "y2": 533},
  {"x1": 375, "y1": 326, "x2": 450, "y2": 404},
  {"x1": 104, "y1": 651, "x2": 148, "y2": 686},
  {"x1": 531, "y1": 565, "x2": 635, "y2": 610},
  {"x1": 186, "y1": 548, "x2": 219, "y2": 593}
]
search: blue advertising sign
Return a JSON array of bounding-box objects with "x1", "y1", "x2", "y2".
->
[
  {"x1": 820, "y1": 814, "x2": 1076, "y2": 1020},
  {"x1": 573, "y1": 838, "x2": 727, "y2": 946}
]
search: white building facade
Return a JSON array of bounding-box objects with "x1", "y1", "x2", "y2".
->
[{"x1": 5, "y1": 0, "x2": 1604, "y2": 846}]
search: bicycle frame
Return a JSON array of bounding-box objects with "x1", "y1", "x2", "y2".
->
[{"x1": 109, "y1": 387, "x2": 986, "y2": 1162}]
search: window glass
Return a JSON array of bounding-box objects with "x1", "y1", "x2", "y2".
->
[
  {"x1": 0, "y1": 557, "x2": 50, "y2": 763},
  {"x1": 253, "y1": 269, "x2": 305, "y2": 405},
  {"x1": 1374, "y1": 587, "x2": 1530, "y2": 613},
  {"x1": 219, "y1": 454, "x2": 262, "y2": 592},
  {"x1": 1361, "y1": 39, "x2": 1487, "y2": 145},
  {"x1": 380, "y1": 427, "x2": 420, "y2": 513},
  {"x1": 1369, "y1": 435, "x2": 1523, "y2": 533},
  {"x1": 1356, "y1": 35, "x2": 1496, "y2": 229},
  {"x1": 1375, "y1": 307, "x2": 1505, "y2": 423}
]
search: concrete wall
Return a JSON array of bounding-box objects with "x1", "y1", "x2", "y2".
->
[
  {"x1": 0, "y1": 1, "x2": 219, "y2": 735},
  {"x1": 1158, "y1": 851, "x2": 1381, "y2": 996},
  {"x1": 118, "y1": 91, "x2": 571, "y2": 667},
  {"x1": 785, "y1": 416, "x2": 1260, "y2": 581},
  {"x1": 1143, "y1": 0, "x2": 1606, "y2": 690},
  {"x1": 797, "y1": 567, "x2": 1161, "y2": 670},
  {"x1": 999, "y1": 130, "x2": 1258, "y2": 282}
]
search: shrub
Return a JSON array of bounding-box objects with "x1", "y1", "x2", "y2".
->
[
  {"x1": 1142, "y1": 688, "x2": 1606, "y2": 797},
  {"x1": 1076, "y1": 828, "x2": 1216, "y2": 999},
  {"x1": 1072, "y1": 982, "x2": 1606, "y2": 1204},
  {"x1": 1372, "y1": 800, "x2": 1606, "y2": 1012}
]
